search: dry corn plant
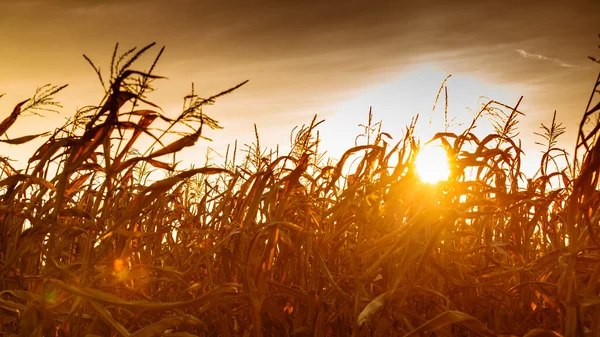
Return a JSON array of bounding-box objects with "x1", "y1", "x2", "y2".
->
[{"x1": 0, "y1": 41, "x2": 599, "y2": 337}]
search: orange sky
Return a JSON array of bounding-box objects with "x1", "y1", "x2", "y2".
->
[{"x1": 1, "y1": 0, "x2": 599, "y2": 175}]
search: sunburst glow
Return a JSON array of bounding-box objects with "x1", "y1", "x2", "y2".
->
[{"x1": 415, "y1": 144, "x2": 451, "y2": 184}]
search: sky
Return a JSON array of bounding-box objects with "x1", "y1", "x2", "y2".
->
[{"x1": 1, "y1": 0, "x2": 599, "y2": 175}]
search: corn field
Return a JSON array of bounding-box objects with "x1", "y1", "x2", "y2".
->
[{"x1": 1, "y1": 42, "x2": 600, "y2": 337}]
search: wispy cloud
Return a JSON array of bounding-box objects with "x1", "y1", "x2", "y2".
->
[{"x1": 515, "y1": 49, "x2": 577, "y2": 68}]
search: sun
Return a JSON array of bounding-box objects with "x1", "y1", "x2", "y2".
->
[{"x1": 415, "y1": 144, "x2": 450, "y2": 184}]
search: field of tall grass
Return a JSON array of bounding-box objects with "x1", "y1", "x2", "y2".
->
[{"x1": 1, "y1": 42, "x2": 600, "y2": 337}]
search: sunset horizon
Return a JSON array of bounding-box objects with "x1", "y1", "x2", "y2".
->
[{"x1": 2, "y1": 0, "x2": 599, "y2": 175}]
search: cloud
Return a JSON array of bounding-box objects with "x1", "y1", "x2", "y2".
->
[{"x1": 515, "y1": 49, "x2": 577, "y2": 68}]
